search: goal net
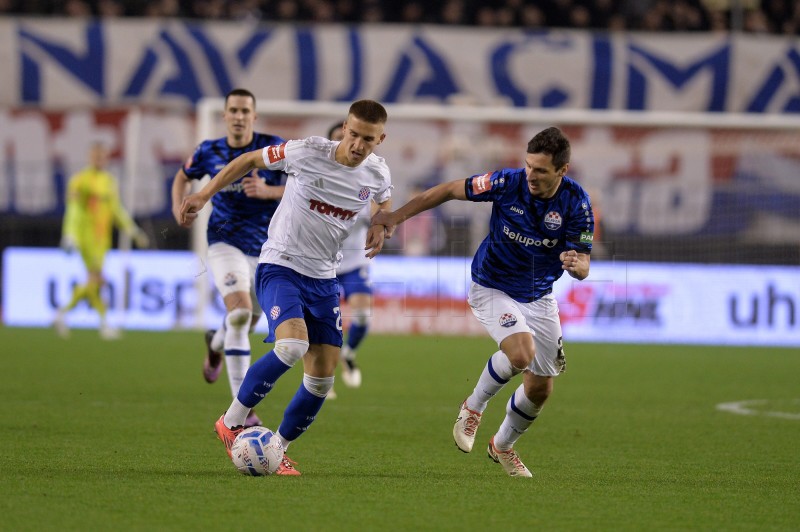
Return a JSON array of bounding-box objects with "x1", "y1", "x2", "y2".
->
[{"x1": 195, "y1": 99, "x2": 800, "y2": 265}]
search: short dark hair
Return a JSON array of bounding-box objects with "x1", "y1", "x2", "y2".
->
[
  {"x1": 327, "y1": 121, "x2": 344, "y2": 140},
  {"x1": 527, "y1": 127, "x2": 571, "y2": 169},
  {"x1": 348, "y1": 99, "x2": 387, "y2": 124},
  {"x1": 225, "y1": 88, "x2": 256, "y2": 110}
]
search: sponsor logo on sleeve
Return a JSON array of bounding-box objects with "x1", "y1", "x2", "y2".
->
[
  {"x1": 580, "y1": 232, "x2": 594, "y2": 243},
  {"x1": 266, "y1": 143, "x2": 286, "y2": 163},
  {"x1": 471, "y1": 173, "x2": 492, "y2": 195}
]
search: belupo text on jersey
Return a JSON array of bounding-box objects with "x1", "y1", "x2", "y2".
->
[{"x1": 503, "y1": 225, "x2": 559, "y2": 248}]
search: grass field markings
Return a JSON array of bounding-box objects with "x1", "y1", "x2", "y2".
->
[{"x1": 715, "y1": 399, "x2": 800, "y2": 420}]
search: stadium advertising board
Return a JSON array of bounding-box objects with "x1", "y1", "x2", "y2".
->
[
  {"x1": 0, "y1": 19, "x2": 798, "y2": 113},
  {"x1": 3, "y1": 247, "x2": 798, "y2": 347}
]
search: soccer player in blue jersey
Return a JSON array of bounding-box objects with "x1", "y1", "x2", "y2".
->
[
  {"x1": 179, "y1": 100, "x2": 393, "y2": 475},
  {"x1": 171, "y1": 88, "x2": 287, "y2": 428},
  {"x1": 370, "y1": 127, "x2": 594, "y2": 477}
]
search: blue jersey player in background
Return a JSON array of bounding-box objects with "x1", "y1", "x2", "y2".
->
[
  {"x1": 370, "y1": 127, "x2": 593, "y2": 477},
  {"x1": 171, "y1": 88, "x2": 287, "y2": 428}
]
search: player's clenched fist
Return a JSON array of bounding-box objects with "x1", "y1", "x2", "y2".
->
[{"x1": 179, "y1": 193, "x2": 207, "y2": 227}]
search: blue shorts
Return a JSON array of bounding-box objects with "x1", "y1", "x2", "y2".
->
[
  {"x1": 336, "y1": 266, "x2": 372, "y2": 299},
  {"x1": 256, "y1": 263, "x2": 343, "y2": 346}
]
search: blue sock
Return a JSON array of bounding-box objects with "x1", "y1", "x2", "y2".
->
[
  {"x1": 278, "y1": 384, "x2": 326, "y2": 441},
  {"x1": 346, "y1": 323, "x2": 369, "y2": 351},
  {"x1": 236, "y1": 350, "x2": 291, "y2": 408}
]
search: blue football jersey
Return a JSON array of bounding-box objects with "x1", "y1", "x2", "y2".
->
[
  {"x1": 465, "y1": 169, "x2": 594, "y2": 302},
  {"x1": 183, "y1": 132, "x2": 287, "y2": 256}
]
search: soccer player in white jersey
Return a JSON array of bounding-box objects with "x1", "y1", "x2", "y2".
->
[
  {"x1": 180, "y1": 100, "x2": 392, "y2": 475},
  {"x1": 172, "y1": 88, "x2": 286, "y2": 429},
  {"x1": 371, "y1": 127, "x2": 594, "y2": 477},
  {"x1": 329, "y1": 122, "x2": 374, "y2": 389}
]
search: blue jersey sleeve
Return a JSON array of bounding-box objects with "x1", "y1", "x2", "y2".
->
[
  {"x1": 562, "y1": 187, "x2": 595, "y2": 255},
  {"x1": 464, "y1": 170, "x2": 515, "y2": 202},
  {"x1": 182, "y1": 141, "x2": 213, "y2": 180}
]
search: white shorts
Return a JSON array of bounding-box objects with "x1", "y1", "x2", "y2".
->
[
  {"x1": 468, "y1": 282, "x2": 563, "y2": 377},
  {"x1": 207, "y1": 242, "x2": 261, "y2": 314}
]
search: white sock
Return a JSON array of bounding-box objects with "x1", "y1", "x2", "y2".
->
[
  {"x1": 224, "y1": 310, "x2": 252, "y2": 397},
  {"x1": 494, "y1": 384, "x2": 542, "y2": 451},
  {"x1": 276, "y1": 430, "x2": 291, "y2": 451},
  {"x1": 225, "y1": 355, "x2": 250, "y2": 398},
  {"x1": 467, "y1": 351, "x2": 519, "y2": 413},
  {"x1": 211, "y1": 327, "x2": 225, "y2": 352},
  {"x1": 340, "y1": 344, "x2": 354, "y2": 361},
  {"x1": 223, "y1": 398, "x2": 250, "y2": 428}
]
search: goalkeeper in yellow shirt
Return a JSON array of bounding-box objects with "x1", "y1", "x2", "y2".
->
[{"x1": 54, "y1": 143, "x2": 149, "y2": 339}]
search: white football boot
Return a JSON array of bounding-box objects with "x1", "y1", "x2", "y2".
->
[
  {"x1": 453, "y1": 400, "x2": 482, "y2": 453},
  {"x1": 487, "y1": 436, "x2": 532, "y2": 477}
]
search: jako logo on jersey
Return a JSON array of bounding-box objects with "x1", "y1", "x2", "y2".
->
[
  {"x1": 471, "y1": 173, "x2": 492, "y2": 195},
  {"x1": 358, "y1": 187, "x2": 370, "y2": 201},
  {"x1": 224, "y1": 273, "x2": 237, "y2": 287},
  {"x1": 266, "y1": 143, "x2": 286, "y2": 163},
  {"x1": 544, "y1": 211, "x2": 562, "y2": 230},
  {"x1": 510, "y1": 205, "x2": 524, "y2": 215},
  {"x1": 499, "y1": 313, "x2": 518, "y2": 327},
  {"x1": 270, "y1": 306, "x2": 281, "y2": 320},
  {"x1": 309, "y1": 199, "x2": 357, "y2": 220},
  {"x1": 503, "y1": 226, "x2": 558, "y2": 248}
]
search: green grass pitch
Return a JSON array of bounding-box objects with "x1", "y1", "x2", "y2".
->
[{"x1": 1, "y1": 326, "x2": 798, "y2": 531}]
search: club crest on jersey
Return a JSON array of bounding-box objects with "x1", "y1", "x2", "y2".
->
[
  {"x1": 499, "y1": 313, "x2": 518, "y2": 328},
  {"x1": 544, "y1": 211, "x2": 562, "y2": 230},
  {"x1": 224, "y1": 273, "x2": 237, "y2": 287},
  {"x1": 471, "y1": 173, "x2": 492, "y2": 195},
  {"x1": 270, "y1": 306, "x2": 281, "y2": 320},
  {"x1": 266, "y1": 143, "x2": 286, "y2": 163},
  {"x1": 358, "y1": 187, "x2": 370, "y2": 201}
]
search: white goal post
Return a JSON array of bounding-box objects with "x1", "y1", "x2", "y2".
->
[{"x1": 193, "y1": 98, "x2": 800, "y2": 323}]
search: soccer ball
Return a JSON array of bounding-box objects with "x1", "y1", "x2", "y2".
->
[{"x1": 230, "y1": 426, "x2": 284, "y2": 476}]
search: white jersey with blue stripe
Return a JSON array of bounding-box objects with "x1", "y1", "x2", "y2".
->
[
  {"x1": 258, "y1": 137, "x2": 392, "y2": 279},
  {"x1": 465, "y1": 169, "x2": 594, "y2": 302}
]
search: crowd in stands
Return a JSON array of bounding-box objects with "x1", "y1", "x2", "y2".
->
[{"x1": 1, "y1": 0, "x2": 797, "y2": 34}]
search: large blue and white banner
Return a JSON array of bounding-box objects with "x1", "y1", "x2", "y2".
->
[
  {"x1": 3, "y1": 247, "x2": 799, "y2": 347},
  {"x1": 0, "y1": 18, "x2": 798, "y2": 112}
]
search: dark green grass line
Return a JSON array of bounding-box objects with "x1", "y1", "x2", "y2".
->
[{"x1": 1, "y1": 327, "x2": 798, "y2": 531}]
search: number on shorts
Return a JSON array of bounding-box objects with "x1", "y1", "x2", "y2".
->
[{"x1": 333, "y1": 306, "x2": 342, "y2": 330}]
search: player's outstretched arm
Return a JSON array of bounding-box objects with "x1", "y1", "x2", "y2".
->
[
  {"x1": 179, "y1": 150, "x2": 264, "y2": 226},
  {"x1": 371, "y1": 179, "x2": 465, "y2": 237}
]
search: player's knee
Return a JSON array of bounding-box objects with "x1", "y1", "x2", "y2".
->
[
  {"x1": 303, "y1": 374, "x2": 335, "y2": 398},
  {"x1": 274, "y1": 338, "x2": 310, "y2": 367},
  {"x1": 225, "y1": 308, "x2": 252, "y2": 330},
  {"x1": 504, "y1": 351, "x2": 532, "y2": 373},
  {"x1": 351, "y1": 307, "x2": 371, "y2": 328}
]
